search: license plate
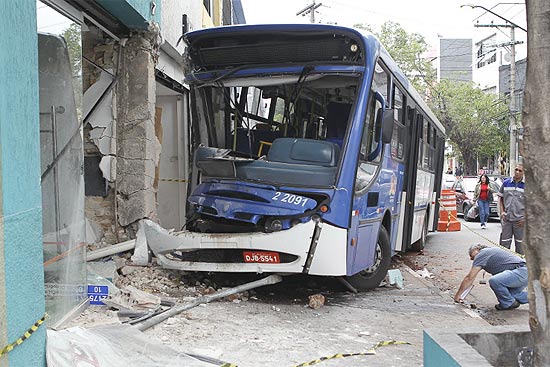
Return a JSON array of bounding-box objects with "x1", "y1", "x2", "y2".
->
[{"x1": 243, "y1": 251, "x2": 280, "y2": 263}]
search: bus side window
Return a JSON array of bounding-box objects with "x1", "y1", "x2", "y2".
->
[
  {"x1": 416, "y1": 114, "x2": 424, "y2": 169},
  {"x1": 391, "y1": 86, "x2": 406, "y2": 161},
  {"x1": 363, "y1": 97, "x2": 383, "y2": 163},
  {"x1": 356, "y1": 95, "x2": 382, "y2": 192},
  {"x1": 373, "y1": 61, "x2": 389, "y2": 103}
]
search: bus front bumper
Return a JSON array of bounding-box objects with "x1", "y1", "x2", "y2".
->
[{"x1": 142, "y1": 219, "x2": 347, "y2": 276}]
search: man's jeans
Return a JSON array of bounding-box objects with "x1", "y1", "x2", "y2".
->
[
  {"x1": 489, "y1": 266, "x2": 528, "y2": 308},
  {"x1": 478, "y1": 199, "x2": 489, "y2": 225}
]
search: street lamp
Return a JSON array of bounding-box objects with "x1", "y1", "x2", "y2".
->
[{"x1": 461, "y1": 4, "x2": 527, "y2": 176}]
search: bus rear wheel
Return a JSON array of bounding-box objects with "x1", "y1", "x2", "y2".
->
[{"x1": 346, "y1": 227, "x2": 391, "y2": 291}]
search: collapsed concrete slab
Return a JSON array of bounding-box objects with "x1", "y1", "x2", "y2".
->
[{"x1": 424, "y1": 325, "x2": 532, "y2": 366}]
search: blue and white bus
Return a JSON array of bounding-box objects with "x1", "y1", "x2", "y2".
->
[{"x1": 145, "y1": 24, "x2": 446, "y2": 290}]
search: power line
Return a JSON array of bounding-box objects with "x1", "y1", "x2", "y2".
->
[{"x1": 296, "y1": 0, "x2": 322, "y2": 23}]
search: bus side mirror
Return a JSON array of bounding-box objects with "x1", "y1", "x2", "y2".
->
[{"x1": 381, "y1": 109, "x2": 394, "y2": 144}]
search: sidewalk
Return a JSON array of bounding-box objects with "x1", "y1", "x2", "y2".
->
[
  {"x1": 415, "y1": 218, "x2": 530, "y2": 327},
  {"x1": 65, "y1": 217, "x2": 520, "y2": 367},
  {"x1": 141, "y1": 263, "x2": 491, "y2": 367}
]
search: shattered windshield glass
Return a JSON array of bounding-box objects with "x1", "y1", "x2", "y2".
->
[{"x1": 190, "y1": 72, "x2": 361, "y2": 188}]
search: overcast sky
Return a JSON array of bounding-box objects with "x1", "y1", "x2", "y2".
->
[{"x1": 239, "y1": 0, "x2": 526, "y2": 48}]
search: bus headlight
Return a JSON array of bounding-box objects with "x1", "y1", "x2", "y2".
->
[{"x1": 265, "y1": 219, "x2": 283, "y2": 232}]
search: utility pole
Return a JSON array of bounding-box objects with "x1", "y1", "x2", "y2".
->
[
  {"x1": 296, "y1": 1, "x2": 322, "y2": 23},
  {"x1": 461, "y1": 4, "x2": 527, "y2": 176},
  {"x1": 509, "y1": 25, "x2": 517, "y2": 174}
]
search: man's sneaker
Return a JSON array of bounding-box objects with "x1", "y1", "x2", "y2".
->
[
  {"x1": 495, "y1": 300, "x2": 520, "y2": 310},
  {"x1": 481, "y1": 223, "x2": 486, "y2": 229}
]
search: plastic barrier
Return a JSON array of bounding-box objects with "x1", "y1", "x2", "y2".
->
[{"x1": 437, "y1": 189, "x2": 461, "y2": 231}]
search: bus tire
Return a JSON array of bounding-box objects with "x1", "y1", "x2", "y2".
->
[
  {"x1": 410, "y1": 212, "x2": 428, "y2": 251},
  {"x1": 346, "y1": 226, "x2": 391, "y2": 291}
]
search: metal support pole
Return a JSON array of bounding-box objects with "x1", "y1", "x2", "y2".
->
[
  {"x1": 508, "y1": 26, "x2": 517, "y2": 176},
  {"x1": 51, "y1": 105, "x2": 61, "y2": 246},
  {"x1": 134, "y1": 274, "x2": 283, "y2": 331}
]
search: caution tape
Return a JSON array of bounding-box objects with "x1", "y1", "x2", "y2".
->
[
  {"x1": 290, "y1": 340, "x2": 411, "y2": 367},
  {"x1": 215, "y1": 340, "x2": 410, "y2": 367},
  {"x1": 159, "y1": 178, "x2": 188, "y2": 183},
  {"x1": 461, "y1": 220, "x2": 526, "y2": 259},
  {"x1": 0, "y1": 313, "x2": 47, "y2": 357}
]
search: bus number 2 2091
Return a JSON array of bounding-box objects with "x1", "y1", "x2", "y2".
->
[{"x1": 272, "y1": 192, "x2": 308, "y2": 206}]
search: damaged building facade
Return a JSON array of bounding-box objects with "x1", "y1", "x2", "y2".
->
[{"x1": 1, "y1": 0, "x2": 244, "y2": 365}]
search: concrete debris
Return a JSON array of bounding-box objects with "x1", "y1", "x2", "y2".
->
[
  {"x1": 88, "y1": 261, "x2": 118, "y2": 283},
  {"x1": 115, "y1": 263, "x2": 203, "y2": 299},
  {"x1": 386, "y1": 269, "x2": 404, "y2": 289},
  {"x1": 134, "y1": 275, "x2": 282, "y2": 331},
  {"x1": 308, "y1": 294, "x2": 325, "y2": 309},
  {"x1": 113, "y1": 261, "x2": 259, "y2": 302},
  {"x1": 120, "y1": 265, "x2": 141, "y2": 275},
  {"x1": 416, "y1": 267, "x2": 434, "y2": 279},
  {"x1": 87, "y1": 240, "x2": 137, "y2": 261},
  {"x1": 106, "y1": 285, "x2": 161, "y2": 312},
  {"x1": 130, "y1": 220, "x2": 150, "y2": 266}
]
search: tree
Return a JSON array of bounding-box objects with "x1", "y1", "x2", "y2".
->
[
  {"x1": 523, "y1": 1, "x2": 550, "y2": 365},
  {"x1": 429, "y1": 80, "x2": 509, "y2": 175},
  {"x1": 354, "y1": 21, "x2": 436, "y2": 95},
  {"x1": 61, "y1": 23, "x2": 82, "y2": 119},
  {"x1": 62, "y1": 23, "x2": 82, "y2": 80},
  {"x1": 355, "y1": 21, "x2": 509, "y2": 174}
]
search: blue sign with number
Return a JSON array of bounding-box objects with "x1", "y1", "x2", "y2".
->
[{"x1": 87, "y1": 285, "x2": 109, "y2": 305}]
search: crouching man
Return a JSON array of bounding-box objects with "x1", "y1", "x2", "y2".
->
[{"x1": 454, "y1": 244, "x2": 528, "y2": 310}]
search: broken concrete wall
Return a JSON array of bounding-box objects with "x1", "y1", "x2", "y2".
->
[
  {"x1": 82, "y1": 24, "x2": 161, "y2": 246},
  {"x1": 83, "y1": 24, "x2": 120, "y2": 245},
  {"x1": 115, "y1": 30, "x2": 161, "y2": 228}
]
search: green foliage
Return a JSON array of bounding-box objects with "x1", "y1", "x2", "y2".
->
[
  {"x1": 62, "y1": 23, "x2": 82, "y2": 79},
  {"x1": 61, "y1": 23, "x2": 82, "y2": 119},
  {"x1": 354, "y1": 21, "x2": 436, "y2": 95},
  {"x1": 353, "y1": 21, "x2": 508, "y2": 173},
  {"x1": 429, "y1": 80, "x2": 509, "y2": 171}
]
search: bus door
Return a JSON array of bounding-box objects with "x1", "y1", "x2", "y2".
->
[
  {"x1": 431, "y1": 134, "x2": 446, "y2": 231},
  {"x1": 399, "y1": 106, "x2": 422, "y2": 250}
]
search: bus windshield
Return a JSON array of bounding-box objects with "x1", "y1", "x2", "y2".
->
[{"x1": 191, "y1": 71, "x2": 361, "y2": 187}]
